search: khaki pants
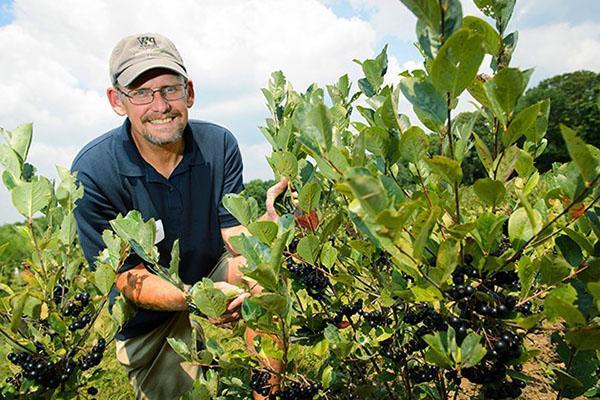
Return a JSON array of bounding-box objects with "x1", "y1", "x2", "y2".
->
[{"x1": 115, "y1": 252, "x2": 230, "y2": 400}]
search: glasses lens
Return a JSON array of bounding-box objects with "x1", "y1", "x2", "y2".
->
[
  {"x1": 129, "y1": 89, "x2": 153, "y2": 105},
  {"x1": 162, "y1": 85, "x2": 186, "y2": 101}
]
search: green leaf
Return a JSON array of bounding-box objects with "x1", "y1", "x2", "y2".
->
[
  {"x1": 94, "y1": 263, "x2": 115, "y2": 295},
  {"x1": 400, "y1": 77, "x2": 447, "y2": 131},
  {"x1": 517, "y1": 256, "x2": 537, "y2": 298},
  {"x1": 560, "y1": 125, "x2": 598, "y2": 184},
  {"x1": 58, "y1": 212, "x2": 77, "y2": 245},
  {"x1": 298, "y1": 182, "x2": 322, "y2": 213},
  {"x1": 191, "y1": 279, "x2": 228, "y2": 318},
  {"x1": 167, "y1": 337, "x2": 192, "y2": 361},
  {"x1": 423, "y1": 330, "x2": 453, "y2": 368},
  {"x1": 508, "y1": 207, "x2": 542, "y2": 248},
  {"x1": 515, "y1": 149, "x2": 534, "y2": 177},
  {"x1": 307, "y1": 103, "x2": 333, "y2": 152},
  {"x1": 268, "y1": 150, "x2": 298, "y2": 181},
  {"x1": 431, "y1": 28, "x2": 485, "y2": 99},
  {"x1": 363, "y1": 126, "x2": 390, "y2": 159},
  {"x1": 473, "y1": 178, "x2": 506, "y2": 206},
  {"x1": 474, "y1": 0, "x2": 516, "y2": 34},
  {"x1": 222, "y1": 193, "x2": 259, "y2": 226},
  {"x1": 11, "y1": 178, "x2": 52, "y2": 219},
  {"x1": 297, "y1": 234, "x2": 320, "y2": 265},
  {"x1": 538, "y1": 255, "x2": 571, "y2": 286},
  {"x1": 544, "y1": 285, "x2": 586, "y2": 326},
  {"x1": 425, "y1": 156, "x2": 463, "y2": 184},
  {"x1": 472, "y1": 132, "x2": 493, "y2": 173},
  {"x1": 484, "y1": 68, "x2": 525, "y2": 126},
  {"x1": 0, "y1": 143, "x2": 22, "y2": 178},
  {"x1": 462, "y1": 16, "x2": 500, "y2": 54},
  {"x1": 493, "y1": 145, "x2": 519, "y2": 182},
  {"x1": 555, "y1": 235, "x2": 583, "y2": 268},
  {"x1": 503, "y1": 102, "x2": 541, "y2": 147},
  {"x1": 320, "y1": 241, "x2": 338, "y2": 269},
  {"x1": 10, "y1": 292, "x2": 28, "y2": 332},
  {"x1": 399, "y1": 0, "x2": 440, "y2": 29},
  {"x1": 565, "y1": 328, "x2": 600, "y2": 351},
  {"x1": 346, "y1": 172, "x2": 389, "y2": 218},
  {"x1": 48, "y1": 312, "x2": 67, "y2": 335},
  {"x1": 1, "y1": 123, "x2": 32, "y2": 162},
  {"x1": 399, "y1": 126, "x2": 429, "y2": 164},
  {"x1": 412, "y1": 206, "x2": 441, "y2": 260},
  {"x1": 460, "y1": 333, "x2": 487, "y2": 368},
  {"x1": 252, "y1": 293, "x2": 288, "y2": 315},
  {"x1": 169, "y1": 239, "x2": 180, "y2": 277},
  {"x1": 322, "y1": 365, "x2": 333, "y2": 389},
  {"x1": 248, "y1": 221, "x2": 278, "y2": 244},
  {"x1": 430, "y1": 239, "x2": 458, "y2": 285}
]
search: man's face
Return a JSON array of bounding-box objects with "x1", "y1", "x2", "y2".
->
[{"x1": 108, "y1": 69, "x2": 195, "y2": 146}]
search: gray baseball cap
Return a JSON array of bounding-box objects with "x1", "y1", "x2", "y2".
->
[{"x1": 109, "y1": 33, "x2": 188, "y2": 87}]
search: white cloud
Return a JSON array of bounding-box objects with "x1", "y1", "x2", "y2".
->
[
  {"x1": 239, "y1": 142, "x2": 274, "y2": 182},
  {"x1": 513, "y1": 22, "x2": 600, "y2": 83}
]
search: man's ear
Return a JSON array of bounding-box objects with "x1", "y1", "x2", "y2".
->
[
  {"x1": 185, "y1": 80, "x2": 195, "y2": 108},
  {"x1": 107, "y1": 87, "x2": 128, "y2": 116}
]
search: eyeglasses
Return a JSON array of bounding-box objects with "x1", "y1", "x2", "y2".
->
[{"x1": 118, "y1": 84, "x2": 187, "y2": 105}]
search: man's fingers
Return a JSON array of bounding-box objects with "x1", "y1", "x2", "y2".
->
[
  {"x1": 265, "y1": 177, "x2": 289, "y2": 220},
  {"x1": 227, "y1": 292, "x2": 250, "y2": 311}
]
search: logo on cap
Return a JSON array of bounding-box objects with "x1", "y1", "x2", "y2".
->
[{"x1": 137, "y1": 36, "x2": 158, "y2": 48}]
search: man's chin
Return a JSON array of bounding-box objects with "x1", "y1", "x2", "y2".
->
[{"x1": 142, "y1": 130, "x2": 184, "y2": 146}]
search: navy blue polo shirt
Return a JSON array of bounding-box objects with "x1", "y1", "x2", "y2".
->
[{"x1": 71, "y1": 119, "x2": 243, "y2": 339}]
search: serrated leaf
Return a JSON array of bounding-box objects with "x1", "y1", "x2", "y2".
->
[
  {"x1": 1, "y1": 123, "x2": 32, "y2": 162},
  {"x1": 346, "y1": 172, "x2": 389, "y2": 218},
  {"x1": 222, "y1": 193, "x2": 259, "y2": 226}
]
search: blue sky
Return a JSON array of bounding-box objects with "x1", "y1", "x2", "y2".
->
[{"x1": 0, "y1": 0, "x2": 598, "y2": 224}]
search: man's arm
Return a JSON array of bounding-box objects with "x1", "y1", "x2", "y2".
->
[{"x1": 115, "y1": 263, "x2": 247, "y2": 313}]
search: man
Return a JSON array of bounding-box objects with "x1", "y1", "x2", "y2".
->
[{"x1": 72, "y1": 33, "x2": 285, "y2": 399}]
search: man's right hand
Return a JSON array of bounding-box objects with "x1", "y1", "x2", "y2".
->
[{"x1": 207, "y1": 281, "x2": 250, "y2": 325}]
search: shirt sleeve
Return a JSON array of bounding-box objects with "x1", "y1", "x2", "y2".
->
[{"x1": 218, "y1": 129, "x2": 245, "y2": 228}]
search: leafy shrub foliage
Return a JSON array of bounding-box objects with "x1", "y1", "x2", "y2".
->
[{"x1": 1, "y1": 0, "x2": 599, "y2": 399}]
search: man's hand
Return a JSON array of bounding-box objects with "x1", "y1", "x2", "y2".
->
[
  {"x1": 264, "y1": 177, "x2": 289, "y2": 221},
  {"x1": 207, "y1": 281, "x2": 250, "y2": 326}
]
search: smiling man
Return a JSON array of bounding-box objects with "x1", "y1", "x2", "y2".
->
[{"x1": 71, "y1": 33, "x2": 285, "y2": 399}]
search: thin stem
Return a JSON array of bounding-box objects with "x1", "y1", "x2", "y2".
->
[
  {"x1": 446, "y1": 94, "x2": 461, "y2": 225},
  {"x1": 28, "y1": 219, "x2": 47, "y2": 287},
  {"x1": 415, "y1": 164, "x2": 433, "y2": 209},
  {"x1": 0, "y1": 326, "x2": 32, "y2": 353}
]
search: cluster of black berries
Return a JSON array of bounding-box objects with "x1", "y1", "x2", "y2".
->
[
  {"x1": 62, "y1": 292, "x2": 93, "y2": 332},
  {"x1": 274, "y1": 380, "x2": 321, "y2": 400},
  {"x1": 249, "y1": 369, "x2": 272, "y2": 397},
  {"x1": 486, "y1": 331, "x2": 523, "y2": 363},
  {"x1": 332, "y1": 299, "x2": 363, "y2": 327},
  {"x1": 403, "y1": 305, "x2": 447, "y2": 331},
  {"x1": 4, "y1": 373, "x2": 21, "y2": 390},
  {"x1": 462, "y1": 360, "x2": 525, "y2": 397},
  {"x1": 287, "y1": 259, "x2": 329, "y2": 300},
  {"x1": 408, "y1": 365, "x2": 439, "y2": 384},
  {"x1": 361, "y1": 309, "x2": 391, "y2": 328},
  {"x1": 77, "y1": 338, "x2": 106, "y2": 371},
  {"x1": 483, "y1": 379, "x2": 527, "y2": 399},
  {"x1": 379, "y1": 332, "x2": 406, "y2": 363},
  {"x1": 6, "y1": 343, "x2": 76, "y2": 389}
]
